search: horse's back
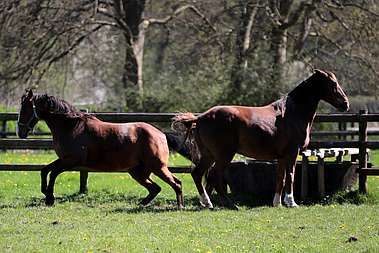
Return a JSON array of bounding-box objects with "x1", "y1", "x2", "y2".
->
[
  {"x1": 83, "y1": 119, "x2": 168, "y2": 171},
  {"x1": 196, "y1": 105, "x2": 281, "y2": 159},
  {"x1": 97, "y1": 120, "x2": 168, "y2": 154}
]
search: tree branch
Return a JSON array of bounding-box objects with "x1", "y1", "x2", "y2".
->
[{"x1": 145, "y1": 4, "x2": 217, "y2": 32}]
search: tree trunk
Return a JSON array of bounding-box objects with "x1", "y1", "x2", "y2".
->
[
  {"x1": 268, "y1": 0, "x2": 293, "y2": 99},
  {"x1": 271, "y1": 26, "x2": 287, "y2": 98},
  {"x1": 229, "y1": 1, "x2": 258, "y2": 96},
  {"x1": 122, "y1": 24, "x2": 145, "y2": 98},
  {"x1": 115, "y1": 0, "x2": 146, "y2": 107}
]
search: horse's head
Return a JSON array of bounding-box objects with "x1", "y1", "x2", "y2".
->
[
  {"x1": 314, "y1": 69, "x2": 349, "y2": 112},
  {"x1": 17, "y1": 89, "x2": 40, "y2": 139}
]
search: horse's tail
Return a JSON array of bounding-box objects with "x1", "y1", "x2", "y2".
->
[{"x1": 171, "y1": 113, "x2": 201, "y2": 164}]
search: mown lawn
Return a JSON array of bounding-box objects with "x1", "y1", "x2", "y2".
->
[{"x1": 0, "y1": 151, "x2": 378, "y2": 252}]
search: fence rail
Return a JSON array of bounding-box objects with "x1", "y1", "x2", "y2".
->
[
  {"x1": 1, "y1": 110, "x2": 379, "y2": 194},
  {"x1": 0, "y1": 164, "x2": 192, "y2": 173}
]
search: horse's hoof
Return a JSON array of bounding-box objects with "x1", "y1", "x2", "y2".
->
[
  {"x1": 45, "y1": 196, "x2": 55, "y2": 206},
  {"x1": 226, "y1": 203, "x2": 239, "y2": 211},
  {"x1": 285, "y1": 202, "x2": 299, "y2": 208},
  {"x1": 199, "y1": 193, "x2": 213, "y2": 209},
  {"x1": 138, "y1": 201, "x2": 148, "y2": 206},
  {"x1": 178, "y1": 204, "x2": 184, "y2": 210},
  {"x1": 199, "y1": 201, "x2": 214, "y2": 209},
  {"x1": 221, "y1": 200, "x2": 239, "y2": 210},
  {"x1": 284, "y1": 196, "x2": 299, "y2": 208},
  {"x1": 230, "y1": 205, "x2": 239, "y2": 211},
  {"x1": 273, "y1": 202, "x2": 282, "y2": 207}
]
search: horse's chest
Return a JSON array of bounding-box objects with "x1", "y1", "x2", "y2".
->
[{"x1": 289, "y1": 123, "x2": 311, "y2": 148}]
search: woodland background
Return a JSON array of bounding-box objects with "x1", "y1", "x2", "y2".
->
[{"x1": 0, "y1": 0, "x2": 378, "y2": 112}]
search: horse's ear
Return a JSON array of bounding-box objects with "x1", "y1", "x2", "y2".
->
[
  {"x1": 314, "y1": 69, "x2": 326, "y2": 76},
  {"x1": 25, "y1": 88, "x2": 33, "y2": 99}
]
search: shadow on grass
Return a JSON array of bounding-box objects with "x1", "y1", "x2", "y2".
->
[
  {"x1": 207, "y1": 192, "x2": 273, "y2": 209},
  {"x1": 211, "y1": 190, "x2": 379, "y2": 208},
  {"x1": 1, "y1": 189, "x2": 376, "y2": 211},
  {"x1": 19, "y1": 191, "x2": 205, "y2": 213}
]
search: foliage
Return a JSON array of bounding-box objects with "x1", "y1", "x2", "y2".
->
[{"x1": 0, "y1": 1, "x2": 378, "y2": 112}]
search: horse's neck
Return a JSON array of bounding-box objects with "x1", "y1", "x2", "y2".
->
[
  {"x1": 287, "y1": 77, "x2": 320, "y2": 124},
  {"x1": 43, "y1": 114, "x2": 80, "y2": 139}
]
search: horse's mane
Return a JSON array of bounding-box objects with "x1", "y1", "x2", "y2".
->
[
  {"x1": 34, "y1": 94, "x2": 92, "y2": 119},
  {"x1": 287, "y1": 73, "x2": 318, "y2": 104},
  {"x1": 271, "y1": 75, "x2": 316, "y2": 116}
]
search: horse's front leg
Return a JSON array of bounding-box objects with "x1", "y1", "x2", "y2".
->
[
  {"x1": 283, "y1": 149, "x2": 300, "y2": 208},
  {"x1": 44, "y1": 159, "x2": 76, "y2": 206},
  {"x1": 273, "y1": 158, "x2": 286, "y2": 207},
  {"x1": 41, "y1": 159, "x2": 61, "y2": 195}
]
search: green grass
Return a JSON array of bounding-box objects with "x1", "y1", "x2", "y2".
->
[{"x1": 0, "y1": 151, "x2": 378, "y2": 252}]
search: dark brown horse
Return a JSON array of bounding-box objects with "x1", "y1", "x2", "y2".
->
[
  {"x1": 17, "y1": 89, "x2": 184, "y2": 208},
  {"x1": 172, "y1": 70, "x2": 349, "y2": 209}
]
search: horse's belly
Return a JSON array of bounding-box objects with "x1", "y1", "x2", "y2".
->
[
  {"x1": 237, "y1": 135, "x2": 279, "y2": 160},
  {"x1": 87, "y1": 163, "x2": 132, "y2": 172},
  {"x1": 86, "y1": 150, "x2": 139, "y2": 172},
  {"x1": 238, "y1": 145, "x2": 278, "y2": 160}
]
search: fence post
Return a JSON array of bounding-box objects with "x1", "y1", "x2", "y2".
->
[
  {"x1": 1, "y1": 120, "x2": 7, "y2": 138},
  {"x1": 79, "y1": 109, "x2": 89, "y2": 194},
  {"x1": 338, "y1": 122, "x2": 347, "y2": 140},
  {"x1": 317, "y1": 157, "x2": 325, "y2": 198},
  {"x1": 1, "y1": 120, "x2": 7, "y2": 152},
  {"x1": 79, "y1": 171, "x2": 88, "y2": 194},
  {"x1": 358, "y1": 109, "x2": 368, "y2": 194},
  {"x1": 301, "y1": 154, "x2": 309, "y2": 200},
  {"x1": 350, "y1": 122, "x2": 355, "y2": 140}
]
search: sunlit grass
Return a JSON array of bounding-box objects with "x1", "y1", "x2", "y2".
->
[
  {"x1": 0, "y1": 150, "x2": 191, "y2": 166},
  {"x1": 0, "y1": 150, "x2": 378, "y2": 252}
]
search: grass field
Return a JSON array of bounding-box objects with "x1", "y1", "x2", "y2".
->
[{"x1": 0, "y1": 151, "x2": 378, "y2": 252}]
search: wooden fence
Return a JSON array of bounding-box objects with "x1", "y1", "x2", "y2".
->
[{"x1": 1, "y1": 110, "x2": 379, "y2": 194}]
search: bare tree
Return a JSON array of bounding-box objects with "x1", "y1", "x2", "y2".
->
[
  {"x1": 230, "y1": 0, "x2": 260, "y2": 91},
  {"x1": 0, "y1": 0, "x2": 378, "y2": 109},
  {"x1": 0, "y1": 0, "x2": 214, "y2": 107}
]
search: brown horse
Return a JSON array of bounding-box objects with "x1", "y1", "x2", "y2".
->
[
  {"x1": 17, "y1": 89, "x2": 184, "y2": 208},
  {"x1": 172, "y1": 70, "x2": 349, "y2": 209}
]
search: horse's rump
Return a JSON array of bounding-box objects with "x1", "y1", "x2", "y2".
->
[
  {"x1": 171, "y1": 112, "x2": 202, "y2": 163},
  {"x1": 171, "y1": 112, "x2": 197, "y2": 132}
]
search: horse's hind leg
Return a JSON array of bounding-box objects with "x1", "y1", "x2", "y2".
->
[
  {"x1": 172, "y1": 174, "x2": 184, "y2": 206},
  {"x1": 204, "y1": 165, "x2": 227, "y2": 196},
  {"x1": 129, "y1": 167, "x2": 161, "y2": 206},
  {"x1": 273, "y1": 158, "x2": 286, "y2": 207},
  {"x1": 191, "y1": 156, "x2": 214, "y2": 209},
  {"x1": 153, "y1": 166, "x2": 184, "y2": 209},
  {"x1": 212, "y1": 158, "x2": 238, "y2": 210}
]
